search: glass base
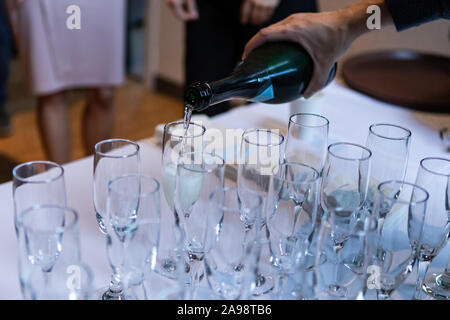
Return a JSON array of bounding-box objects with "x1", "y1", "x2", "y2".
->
[
  {"x1": 423, "y1": 272, "x2": 450, "y2": 300},
  {"x1": 251, "y1": 273, "x2": 275, "y2": 297},
  {"x1": 155, "y1": 258, "x2": 181, "y2": 280},
  {"x1": 303, "y1": 250, "x2": 327, "y2": 271},
  {"x1": 96, "y1": 286, "x2": 135, "y2": 300},
  {"x1": 327, "y1": 284, "x2": 348, "y2": 298}
]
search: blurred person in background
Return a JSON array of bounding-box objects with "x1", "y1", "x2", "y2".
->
[
  {"x1": 6, "y1": 0, "x2": 126, "y2": 164},
  {"x1": 0, "y1": 0, "x2": 12, "y2": 136},
  {"x1": 166, "y1": 0, "x2": 318, "y2": 116}
]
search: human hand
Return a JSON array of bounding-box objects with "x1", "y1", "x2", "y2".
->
[
  {"x1": 166, "y1": 0, "x2": 199, "y2": 21},
  {"x1": 243, "y1": 11, "x2": 354, "y2": 98},
  {"x1": 241, "y1": 0, "x2": 280, "y2": 26},
  {"x1": 242, "y1": 0, "x2": 392, "y2": 98}
]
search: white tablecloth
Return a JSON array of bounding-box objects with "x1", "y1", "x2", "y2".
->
[{"x1": 0, "y1": 82, "x2": 448, "y2": 299}]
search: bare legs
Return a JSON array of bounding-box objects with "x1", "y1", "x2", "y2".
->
[
  {"x1": 82, "y1": 87, "x2": 115, "y2": 154},
  {"x1": 37, "y1": 92, "x2": 71, "y2": 164},
  {"x1": 36, "y1": 87, "x2": 115, "y2": 164}
]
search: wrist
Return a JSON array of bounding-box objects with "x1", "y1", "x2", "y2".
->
[{"x1": 340, "y1": 0, "x2": 393, "y2": 41}]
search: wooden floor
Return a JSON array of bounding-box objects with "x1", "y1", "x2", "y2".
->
[{"x1": 0, "y1": 80, "x2": 182, "y2": 183}]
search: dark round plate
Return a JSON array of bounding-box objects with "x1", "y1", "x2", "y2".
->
[{"x1": 342, "y1": 50, "x2": 450, "y2": 113}]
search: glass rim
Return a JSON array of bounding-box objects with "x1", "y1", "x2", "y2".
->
[
  {"x1": 327, "y1": 142, "x2": 372, "y2": 161},
  {"x1": 164, "y1": 120, "x2": 207, "y2": 139},
  {"x1": 108, "y1": 174, "x2": 160, "y2": 198},
  {"x1": 289, "y1": 113, "x2": 329, "y2": 128},
  {"x1": 419, "y1": 157, "x2": 450, "y2": 177},
  {"x1": 242, "y1": 128, "x2": 285, "y2": 148},
  {"x1": 210, "y1": 186, "x2": 263, "y2": 213},
  {"x1": 271, "y1": 162, "x2": 320, "y2": 185},
  {"x1": 94, "y1": 138, "x2": 140, "y2": 159},
  {"x1": 13, "y1": 161, "x2": 64, "y2": 185},
  {"x1": 178, "y1": 151, "x2": 225, "y2": 173},
  {"x1": 369, "y1": 123, "x2": 412, "y2": 141},
  {"x1": 377, "y1": 180, "x2": 429, "y2": 205},
  {"x1": 19, "y1": 205, "x2": 79, "y2": 230}
]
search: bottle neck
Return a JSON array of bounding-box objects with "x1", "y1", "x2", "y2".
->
[
  {"x1": 185, "y1": 69, "x2": 262, "y2": 111},
  {"x1": 209, "y1": 71, "x2": 260, "y2": 105}
]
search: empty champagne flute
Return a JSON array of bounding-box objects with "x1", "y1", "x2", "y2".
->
[
  {"x1": 175, "y1": 151, "x2": 225, "y2": 299},
  {"x1": 312, "y1": 212, "x2": 377, "y2": 300},
  {"x1": 17, "y1": 205, "x2": 78, "y2": 299},
  {"x1": 365, "y1": 124, "x2": 411, "y2": 209},
  {"x1": 107, "y1": 174, "x2": 161, "y2": 300},
  {"x1": 238, "y1": 128, "x2": 286, "y2": 296},
  {"x1": 93, "y1": 138, "x2": 140, "y2": 299},
  {"x1": 285, "y1": 115, "x2": 329, "y2": 269},
  {"x1": 412, "y1": 157, "x2": 450, "y2": 299},
  {"x1": 266, "y1": 162, "x2": 320, "y2": 299},
  {"x1": 106, "y1": 174, "x2": 160, "y2": 300},
  {"x1": 12, "y1": 161, "x2": 66, "y2": 299},
  {"x1": 205, "y1": 187, "x2": 263, "y2": 300},
  {"x1": 371, "y1": 180, "x2": 429, "y2": 300},
  {"x1": 320, "y1": 142, "x2": 372, "y2": 297},
  {"x1": 160, "y1": 121, "x2": 206, "y2": 279},
  {"x1": 285, "y1": 113, "x2": 329, "y2": 173},
  {"x1": 94, "y1": 139, "x2": 141, "y2": 233},
  {"x1": 12, "y1": 161, "x2": 66, "y2": 233}
]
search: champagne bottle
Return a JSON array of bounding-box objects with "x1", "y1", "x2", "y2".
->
[{"x1": 184, "y1": 41, "x2": 337, "y2": 112}]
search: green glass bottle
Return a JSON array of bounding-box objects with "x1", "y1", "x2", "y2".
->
[{"x1": 184, "y1": 41, "x2": 337, "y2": 112}]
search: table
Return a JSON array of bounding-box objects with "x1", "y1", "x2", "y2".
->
[{"x1": 0, "y1": 82, "x2": 448, "y2": 299}]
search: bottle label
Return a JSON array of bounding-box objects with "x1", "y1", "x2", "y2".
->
[{"x1": 249, "y1": 84, "x2": 274, "y2": 102}]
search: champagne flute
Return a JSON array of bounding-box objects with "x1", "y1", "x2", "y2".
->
[
  {"x1": 205, "y1": 187, "x2": 263, "y2": 300},
  {"x1": 17, "y1": 205, "x2": 77, "y2": 299},
  {"x1": 12, "y1": 161, "x2": 66, "y2": 233},
  {"x1": 312, "y1": 212, "x2": 377, "y2": 300},
  {"x1": 285, "y1": 114, "x2": 329, "y2": 269},
  {"x1": 12, "y1": 161, "x2": 66, "y2": 299},
  {"x1": 371, "y1": 180, "x2": 429, "y2": 300},
  {"x1": 285, "y1": 113, "x2": 329, "y2": 173},
  {"x1": 365, "y1": 124, "x2": 411, "y2": 209},
  {"x1": 160, "y1": 121, "x2": 206, "y2": 279},
  {"x1": 107, "y1": 174, "x2": 161, "y2": 300},
  {"x1": 320, "y1": 142, "x2": 372, "y2": 298},
  {"x1": 238, "y1": 128, "x2": 285, "y2": 296},
  {"x1": 175, "y1": 151, "x2": 225, "y2": 300},
  {"x1": 265, "y1": 162, "x2": 320, "y2": 299},
  {"x1": 93, "y1": 138, "x2": 140, "y2": 299},
  {"x1": 412, "y1": 157, "x2": 450, "y2": 299}
]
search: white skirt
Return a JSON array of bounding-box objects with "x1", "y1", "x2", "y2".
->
[{"x1": 6, "y1": 0, "x2": 126, "y2": 95}]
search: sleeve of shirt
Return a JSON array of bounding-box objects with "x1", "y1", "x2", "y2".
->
[{"x1": 385, "y1": 0, "x2": 450, "y2": 31}]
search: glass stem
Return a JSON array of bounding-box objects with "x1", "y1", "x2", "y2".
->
[
  {"x1": 333, "y1": 242, "x2": 344, "y2": 285},
  {"x1": 42, "y1": 270, "x2": 52, "y2": 298},
  {"x1": 189, "y1": 260, "x2": 201, "y2": 300},
  {"x1": 376, "y1": 289, "x2": 390, "y2": 300},
  {"x1": 109, "y1": 270, "x2": 122, "y2": 293},
  {"x1": 414, "y1": 259, "x2": 431, "y2": 300},
  {"x1": 278, "y1": 273, "x2": 288, "y2": 299}
]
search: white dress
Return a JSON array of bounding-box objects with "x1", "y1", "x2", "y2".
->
[{"x1": 6, "y1": 0, "x2": 126, "y2": 95}]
